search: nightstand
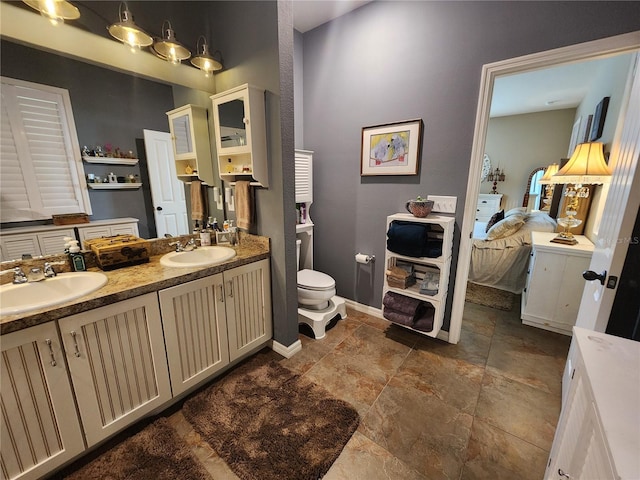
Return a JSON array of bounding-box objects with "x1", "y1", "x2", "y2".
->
[
  {"x1": 521, "y1": 231, "x2": 594, "y2": 335},
  {"x1": 476, "y1": 194, "x2": 503, "y2": 222}
]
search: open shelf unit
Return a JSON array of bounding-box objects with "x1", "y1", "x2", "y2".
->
[
  {"x1": 82, "y1": 156, "x2": 139, "y2": 165},
  {"x1": 87, "y1": 183, "x2": 142, "y2": 190},
  {"x1": 383, "y1": 213, "x2": 455, "y2": 338}
]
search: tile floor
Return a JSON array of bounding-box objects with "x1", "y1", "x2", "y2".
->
[{"x1": 62, "y1": 301, "x2": 571, "y2": 480}]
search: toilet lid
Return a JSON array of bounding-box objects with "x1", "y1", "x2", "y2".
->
[{"x1": 297, "y1": 269, "x2": 335, "y2": 290}]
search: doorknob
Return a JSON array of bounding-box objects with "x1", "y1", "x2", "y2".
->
[
  {"x1": 583, "y1": 270, "x2": 607, "y2": 285},
  {"x1": 156, "y1": 206, "x2": 163, "y2": 211}
]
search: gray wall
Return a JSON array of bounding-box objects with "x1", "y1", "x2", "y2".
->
[
  {"x1": 1, "y1": 40, "x2": 174, "y2": 239},
  {"x1": 301, "y1": 1, "x2": 640, "y2": 329}
]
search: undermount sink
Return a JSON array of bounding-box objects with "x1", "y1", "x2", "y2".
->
[
  {"x1": 160, "y1": 246, "x2": 237, "y2": 268},
  {"x1": 0, "y1": 271, "x2": 108, "y2": 316}
]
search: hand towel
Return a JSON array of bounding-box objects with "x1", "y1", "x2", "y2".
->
[
  {"x1": 190, "y1": 180, "x2": 205, "y2": 222},
  {"x1": 383, "y1": 308, "x2": 415, "y2": 327},
  {"x1": 386, "y1": 221, "x2": 430, "y2": 257},
  {"x1": 382, "y1": 291, "x2": 424, "y2": 316},
  {"x1": 235, "y1": 181, "x2": 253, "y2": 230}
]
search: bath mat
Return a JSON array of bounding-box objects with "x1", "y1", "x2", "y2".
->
[
  {"x1": 63, "y1": 417, "x2": 209, "y2": 480},
  {"x1": 182, "y1": 358, "x2": 360, "y2": 480},
  {"x1": 466, "y1": 282, "x2": 516, "y2": 311}
]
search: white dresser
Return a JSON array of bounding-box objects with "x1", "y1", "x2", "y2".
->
[
  {"x1": 545, "y1": 327, "x2": 640, "y2": 480},
  {"x1": 521, "y1": 231, "x2": 594, "y2": 335},
  {"x1": 476, "y1": 193, "x2": 503, "y2": 222}
]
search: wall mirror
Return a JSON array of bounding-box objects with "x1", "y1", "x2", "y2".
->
[{"x1": 218, "y1": 99, "x2": 247, "y2": 148}]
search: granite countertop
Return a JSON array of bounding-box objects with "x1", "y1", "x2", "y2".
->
[{"x1": 0, "y1": 233, "x2": 270, "y2": 335}]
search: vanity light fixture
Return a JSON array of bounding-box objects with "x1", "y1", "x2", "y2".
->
[
  {"x1": 549, "y1": 142, "x2": 612, "y2": 244},
  {"x1": 23, "y1": 0, "x2": 80, "y2": 25},
  {"x1": 107, "y1": 2, "x2": 153, "y2": 52},
  {"x1": 152, "y1": 20, "x2": 191, "y2": 65},
  {"x1": 191, "y1": 36, "x2": 223, "y2": 77}
]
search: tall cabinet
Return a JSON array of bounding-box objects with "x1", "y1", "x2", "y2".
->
[{"x1": 383, "y1": 213, "x2": 455, "y2": 338}]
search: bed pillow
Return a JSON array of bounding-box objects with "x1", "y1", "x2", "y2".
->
[
  {"x1": 504, "y1": 207, "x2": 527, "y2": 217},
  {"x1": 486, "y1": 213, "x2": 526, "y2": 240},
  {"x1": 485, "y1": 210, "x2": 505, "y2": 232}
]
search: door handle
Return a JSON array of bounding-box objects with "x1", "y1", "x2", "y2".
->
[
  {"x1": 156, "y1": 206, "x2": 163, "y2": 211},
  {"x1": 583, "y1": 270, "x2": 606, "y2": 285}
]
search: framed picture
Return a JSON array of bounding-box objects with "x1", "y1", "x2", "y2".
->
[
  {"x1": 360, "y1": 119, "x2": 423, "y2": 176},
  {"x1": 568, "y1": 117, "x2": 581, "y2": 157},
  {"x1": 589, "y1": 96, "x2": 610, "y2": 141}
]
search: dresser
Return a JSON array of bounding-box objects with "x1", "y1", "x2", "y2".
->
[
  {"x1": 521, "y1": 231, "x2": 594, "y2": 335},
  {"x1": 476, "y1": 193, "x2": 503, "y2": 222},
  {"x1": 545, "y1": 327, "x2": 639, "y2": 480}
]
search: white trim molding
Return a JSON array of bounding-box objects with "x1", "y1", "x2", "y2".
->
[{"x1": 271, "y1": 339, "x2": 302, "y2": 358}]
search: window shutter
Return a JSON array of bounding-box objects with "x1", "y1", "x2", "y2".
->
[{"x1": 1, "y1": 78, "x2": 90, "y2": 222}]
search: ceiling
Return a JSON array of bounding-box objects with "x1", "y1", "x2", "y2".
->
[{"x1": 292, "y1": 0, "x2": 371, "y2": 33}]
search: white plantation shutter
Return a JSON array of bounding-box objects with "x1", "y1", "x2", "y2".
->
[
  {"x1": 0, "y1": 77, "x2": 91, "y2": 222},
  {"x1": 294, "y1": 150, "x2": 313, "y2": 203}
]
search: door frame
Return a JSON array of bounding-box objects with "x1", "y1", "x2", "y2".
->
[{"x1": 448, "y1": 31, "x2": 640, "y2": 345}]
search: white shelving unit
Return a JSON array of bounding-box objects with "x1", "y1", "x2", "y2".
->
[
  {"x1": 82, "y1": 155, "x2": 139, "y2": 165},
  {"x1": 383, "y1": 213, "x2": 455, "y2": 338},
  {"x1": 87, "y1": 183, "x2": 142, "y2": 190}
]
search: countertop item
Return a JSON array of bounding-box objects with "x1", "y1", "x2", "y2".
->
[{"x1": 0, "y1": 233, "x2": 269, "y2": 335}]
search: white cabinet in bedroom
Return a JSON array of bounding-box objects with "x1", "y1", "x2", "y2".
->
[
  {"x1": 476, "y1": 193, "x2": 502, "y2": 222},
  {"x1": 521, "y1": 231, "x2": 594, "y2": 335}
]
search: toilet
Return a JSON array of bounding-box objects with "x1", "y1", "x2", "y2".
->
[{"x1": 297, "y1": 239, "x2": 346, "y2": 339}]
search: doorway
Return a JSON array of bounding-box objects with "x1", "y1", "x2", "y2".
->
[{"x1": 448, "y1": 32, "x2": 640, "y2": 344}]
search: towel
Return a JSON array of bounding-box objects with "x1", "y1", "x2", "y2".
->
[
  {"x1": 413, "y1": 306, "x2": 435, "y2": 332},
  {"x1": 387, "y1": 221, "x2": 431, "y2": 257},
  {"x1": 383, "y1": 308, "x2": 415, "y2": 327},
  {"x1": 235, "y1": 181, "x2": 253, "y2": 230},
  {"x1": 190, "y1": 180, "x2": 205, "y2": 222},
  {"x1": 383, "y1": 291, "x2": 425, "y2": 316}
]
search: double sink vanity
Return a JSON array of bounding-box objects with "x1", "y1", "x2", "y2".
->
[{"x1": 0, "y1": 234, "x2": 272, "y2": 480}]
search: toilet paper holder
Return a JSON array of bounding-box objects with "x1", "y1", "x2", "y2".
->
[{"x1": 355, "y1": 253, "x2": 375, "y2": 264}]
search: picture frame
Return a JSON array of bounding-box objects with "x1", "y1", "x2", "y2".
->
[
  {"x1": 360, "y1": 119, "x2": 423, "y2": 176},
  {"x1": 568, "y1": 117, "x2": 581, "y2": 157},
  {"x1": 589, "y1": 96, "x2": 610, "y2": 141}
]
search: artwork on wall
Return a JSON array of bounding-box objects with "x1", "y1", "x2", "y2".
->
[
  {"x1": 582, "y1": 114, "x2": 594, "y2": 143},
  {"x1": 568, "y1": 117, "x2": 581, "y2": 157},
  {"x1": 589, "y1": 96, "x2": 610, "y2": 141},
  {"x1": 360, "y1": 119, "x2": 423, "y2": 176}
]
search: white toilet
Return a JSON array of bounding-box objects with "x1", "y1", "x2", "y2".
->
[{"x1": 297, "y1": 239, "x2": 346, "y2": 339}]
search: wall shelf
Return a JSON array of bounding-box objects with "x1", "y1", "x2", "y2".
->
[
  {"x1": 87, "y1": 183, "x2": 142, "y2": 190},
  {"x1": 82, "y1": 155, "x2": 139, "y2": 165}
]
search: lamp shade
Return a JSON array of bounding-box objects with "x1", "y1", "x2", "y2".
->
[
  {"x1": 23, "y1": 0, "x2": 80, "y2": 22},
  {"x1": 550, "y1": 142, "x2": 612, "y2": 185},
  {"x1": 152, "y1": 21, "x2": 190, "y2": 64},
  {"x1": 190, "y1": 37, "x2": 223, "y2": 75},
  {"x1": 538, "y1": 163, "x2": 559, "y2": 185},
  {"x1": 108, "y1": 3, "x2": 153, "y2": 48}
]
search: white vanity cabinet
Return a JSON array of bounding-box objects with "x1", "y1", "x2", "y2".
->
[
  {"x1": 0, "y1": 227, "x2": 75, "y2": 261},
  {"x1": 545, "y1": 328, "x2": 639, "y2": 480},
  {"x1": 58, "y1": 293, "x2": 172, "y2": 447},
  {"x1": 521, "y1": 231, "x2": 594, "y2": 335},
  {"x1": 1, "y1": 322, "x2": 85, "y2": 480},
  {"x1": 159, "y1": 259, "x2": 272, "y2": 396},
  {"x1": 383, "y1": 214, "x2": 455, "y2": 338},
  {"x1": 476, "y1": 193, "x2": 502, "y2": 222},
  {"x1": 166, "y1": 104, "x2": 214, "y2": 185},
  {"x1": 212, "y1": 84, "x2": 268, "y2": 187},
  {"x1": 76, "y1": 218, "x2": 140, "y2": 248}
]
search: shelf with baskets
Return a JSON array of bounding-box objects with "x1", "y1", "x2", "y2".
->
[{"x1": 383, "y1": 213, "x2": 455, "y2": 338}]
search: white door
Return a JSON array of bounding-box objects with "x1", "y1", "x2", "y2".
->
[
  {"x1": 576, "y1": 53, "x2": 640, "y2": 332},
  {"x1": 143, "y1": 129, "x2": 189, "y2": 237}
]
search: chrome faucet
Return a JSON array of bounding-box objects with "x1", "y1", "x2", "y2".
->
[
  {"x1": 44, "y1": 261, "x2": 66, "y2": 278},
  {"x1": 0, "y1": 267, "x2": 28, "y2": 284},
  {"x1": 169, "y1": 238, "x2": 197, "y2": 252},
  {"x1": 28, "y1": 267, "x2": 46, "y2": 282}
]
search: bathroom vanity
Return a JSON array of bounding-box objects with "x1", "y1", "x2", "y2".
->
[{"x1": 0, "y1": 235, "x2": 271, "y2": 480}]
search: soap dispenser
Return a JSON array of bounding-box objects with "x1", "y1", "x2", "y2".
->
[{"x1": 68, "y1": 240, "x2": 86, "y2": 272}]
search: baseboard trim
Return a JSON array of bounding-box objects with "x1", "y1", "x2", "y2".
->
[
  {"x1": 344, "y1": 298, "x2": 452, "y2": 343},
  {"x1": 271, "y1": 339, "x2": 302, "y2": 358}
]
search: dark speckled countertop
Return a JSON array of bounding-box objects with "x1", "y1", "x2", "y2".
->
[{"x1": 0, "y1": 233, "x2": 269, "y2": 335}]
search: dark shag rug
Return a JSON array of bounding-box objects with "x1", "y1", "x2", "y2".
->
[
  {"x1": 182, "y1": 358, "x2": 360, "y2": 480},
  {"x1": 64, "y1": 417, "x2": 209, "y2": 480},
  {"x1": 466, "y1": 282, "x2": 516, "y2": 311}
]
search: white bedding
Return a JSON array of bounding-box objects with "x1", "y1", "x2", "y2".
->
[{"x1": 469, "y1": 212, "x2": 557, "y2": 293}]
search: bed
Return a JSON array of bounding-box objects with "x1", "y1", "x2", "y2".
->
[{"x1": 469, "y1": 209, "x2": 557, "y2": 293}]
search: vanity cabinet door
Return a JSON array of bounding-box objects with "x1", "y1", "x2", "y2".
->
[
  {"x1": 0, "y1": 233, "x2": 41, "y2": 261},
  {"x1": 159, "y1": 274, "x2": 230, "y2": 397},
  {"x1": 224, "y1": 259, "x2": 272, "y2": 361},
  {"x1": 58, "y1": 293, "x2": 171, "y2": 447},
  {"x1": 1, "y1": 322, "x2": 85, "y2": 480}
]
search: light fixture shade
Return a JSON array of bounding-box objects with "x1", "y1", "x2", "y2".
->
[
  {"x1": 23, "y1": 0, "x2": 80, "y2": 22},
  {"x1": 190, "y1": 36, "x2": 223, "y2": 75},
  {"x1": 550, "y1": 142, "x2": 612, "y2": 185},
  {"x1": 108, "y1": 3, "x2": 153, "y2": 48},
  {"x1": 538, "y1": 163, "x2": 559, "y2": 185},
  {"x1": 152, "y1": 21, "x2": 191, "y2": 63}
]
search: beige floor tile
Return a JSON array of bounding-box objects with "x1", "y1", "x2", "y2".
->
[
  {"x1": 461, "y1": 418, "x2": 549, "y2": 480},
  {"x1": 461, "y1": 302, "x2": 498, "y2": 337},
  {"x1": 415, "y1": 326, "x2": 492, "y2": 367},
  {"x1": 475, "y1": 369, "x2": 562, "y2": 451}
]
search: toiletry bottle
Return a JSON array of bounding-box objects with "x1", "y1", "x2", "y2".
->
[
  {"x1": 193, "y1": 220, "x2": 201, "y2": 233},
  {"x1": 212, "y1": 218, "x2": 221, "y2": 232},
  {"x1": 200, "y1": 223, "x2": 212, "y2": 246},
  {"x1": 300, "y1": 203, "x2": 306, "y2": 224},
  {"x1": 63, "y1": 236, "x2": 74, "y2": 254},
  {"x1": 68, "y1": 241, "x2": 86, "y2": 272},
  {"x1": 223, "y1": 219, "x2": 229, "y2": 232}
]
